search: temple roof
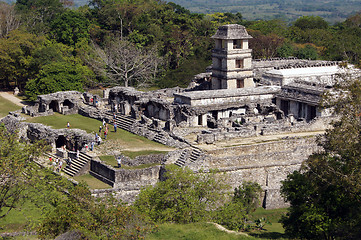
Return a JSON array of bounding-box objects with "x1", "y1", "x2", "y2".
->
[
  {"x1": 174, "y1": 86, "x2": 280, "y2": 100},
  {"x1": 211, "y1": 24, "x2": 253, "y2": 40}
]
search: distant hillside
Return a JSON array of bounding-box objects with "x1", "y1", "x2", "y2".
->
[
  {"x1": 3, "y1": 0, "x2": 361, "y2": 23},
  {"x1": 167, "y1": 0, "x2": 361, "y2": 23},
  {"x1": 3, "y1": 0, "x2": 89, "y2": 8}
]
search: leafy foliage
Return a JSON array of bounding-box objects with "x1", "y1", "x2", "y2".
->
[
  {"x1": 0, "y1": 0, "x2": 360, "y2": 93},
  {"x1": 294, "y1": 16, "x2": 329, "y2": 30},
  {"x1": 0, "y1": 125, "x2": 48, "y2": 219},
  {"x1": 50, "y1": 9, "x2": 90, "y2": 46},
  {"x1": 281, "y1": 75, "x2": 361, "y2": 239},
  {"x1": 38, "y1": 184, "x2": 153, "y2": 239},
  {"x1": 134, "y1": 165, "x2": 229, "y2": 224},
  {"x1": 25, "y1": 60, "x2": 93, "y2": 100},
  {"x1": 91, "y1": 39, "x2": 163, "y2": 87},
  {"x1": 215, "y1": 181, "x2": 262, "y2": 231}
]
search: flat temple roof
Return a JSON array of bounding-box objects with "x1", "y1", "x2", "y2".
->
[{"x1": 174, "y1": 86, "x2": 281, "y2": 100}]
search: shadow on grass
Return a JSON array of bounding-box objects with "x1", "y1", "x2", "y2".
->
[{"x1": 249, "y1": 231, "x2": 287, "y2": 239}]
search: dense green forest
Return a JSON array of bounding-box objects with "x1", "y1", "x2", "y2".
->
[{"x1": 0, "y1": 0, "x2": 361, "y2": 99}]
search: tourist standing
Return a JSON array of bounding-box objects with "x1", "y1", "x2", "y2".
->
[
  {"x1": 117, "y1": 156, "x2": 122, "y2": 168},
  {"x1": 99, "y1": 125, "x2": 102, "y2": 133},
  {"x1": 59, "y1": 160, "x2": 63, "y2": 172},
  {"x1": 67, "y1": 157, "x2": 72, "y2": 168},
  {"x1": 91, "y1": 141, "x2": 95, "y2": 151},
  {"x1": 67, "y1": 122, "x2": 70, "y2": 128},
  {"x1": 114, "y1": 122, "x2": 117, "y2": 132}
]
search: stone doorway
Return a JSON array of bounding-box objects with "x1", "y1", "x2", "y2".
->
[
  {"x1": 49, "y1": 100, "x2": 59, "y2": 112},
  {"x1": 63, "y1": 99, "x2": 74, "y2": 109}
]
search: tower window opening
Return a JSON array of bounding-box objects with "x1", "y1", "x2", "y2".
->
[
  {"x1": 237, "y1": 79, "x2": 244, "y2": 88},
  {"x1": 236, "y1": 59, "x2": 243, "y2": 68}
]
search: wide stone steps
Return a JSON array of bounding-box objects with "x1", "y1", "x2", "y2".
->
[
  {"x1": 175, "y1": 150, "x2": 187, "y2": 167},
  {"x1": 104, "y1": 112, "x2": 135, "y2": 131},
  {"x1": 189, "y1": 148, "x2": 202, "y2": 162},
  {"x1": 63, "y1": 152, "x2": 92, "y2": 177},
  {"x1": 175, "y1": 147, "x2": 203, "y2": 167},
  {"x1": 153, "y1": 132, "x2": 168, "y2": 145}
]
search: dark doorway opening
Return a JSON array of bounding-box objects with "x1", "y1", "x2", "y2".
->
[
  {"x1": 211, "y1": 111, "x2": 218, "y2": 120},
  {"x1": 49, "y1": 100, "x2": 59, "y2": 112},
  {"x1": 198, "y1": 115, "x2": 203, "y2": 125},
  {"x1": 308, "y1": 105, "x2": 317, "y2": 121},
  {"x1": 280, "y1": 100, "x2": 289, "y2": 116},
  {"x1": 55, "y1": 135, "x2": 74, "y2": 150},
  {"x1": 63, "y1": 99, "x2": 74, "y2": 109},
  {"x1": 56, "y1": 135, "x2": 67, "y2": 148}
]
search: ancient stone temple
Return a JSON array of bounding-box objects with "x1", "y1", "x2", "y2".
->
[
  {"x1": 211, "y1": 24, "x2": 254, "y2": 89},
  {"x1": 7, "y1": 23, "x2": 360, "y2": 209}
]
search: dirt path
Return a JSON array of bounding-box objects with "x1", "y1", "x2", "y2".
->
[
  {"x1": 196, "y1": 130, "x2": 325, "y2": 151},
  {"x1": 0, "y1": 91, "x2": 26, "y2": 107},
  {"x1": 208, "y1": 222, "x2": 250, "y2": 236}
]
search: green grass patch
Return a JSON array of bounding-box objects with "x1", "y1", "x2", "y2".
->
[
  {"x1": 26, "y1": 113, "x2": 102, "y2": 133},
  {"x1": 0, "y1": 200, "x2": 43, "y2": 233},
  {"x1": 99, "y1": 155, "x2": 116, "y2": 167},
  {"x1": 0, "y1": 95, "x2": 21, "y2": 118},
  {"x1": 247, "y1": 208, "x2": 288, "y2": 239},
  {"x1": 121, "y1": 150, "x2": 167, "y2": 159},
  {"x1": 99, "y1": 155, "x2": 161, "y2": 169},
  {"x1": 25, "y1": 113, "x2": 173, "y2": 151},
  {"x1": 73, "y1": 174, "x2": 112, "y2": 189},
  {"x1": 146, "y1": 222, "x2": 253, "y2": 240}
]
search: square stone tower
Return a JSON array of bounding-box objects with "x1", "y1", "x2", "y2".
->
[{"x1": 211, "y1": 24, "x2": 254, "y2": 90}]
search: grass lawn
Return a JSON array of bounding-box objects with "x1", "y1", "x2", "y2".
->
[
  {"x1": 99, "y1": 155, "x2": 161, "y2": 169},
  {"x1": 73, "y1": 174, "x2": 112, "y2": 189},
  {"x1": 121, "y1": 150, "x2": 168, "y2": 159},
  {"x1": 0, "y1": 200, "x2": 43, "y2": 234},
  {"x1": 247, "y1": 208, "x2": 288, "y2": 239},
  {"x1": 146, "y1": 222, "x2": 254, "y2": 240},
  {"x1": 26, "y1": 113, "x2": 173, "y2": 151},
  {"x1": 0, "y1": 95, "x2": 21, "y2": 118}
]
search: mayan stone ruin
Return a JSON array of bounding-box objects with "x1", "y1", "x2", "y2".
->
[{"x1": 2, "y1": 24, "x2": 360, "y2": 209}]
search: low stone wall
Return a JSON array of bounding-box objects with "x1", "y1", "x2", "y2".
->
[
  {"x1": 90, "y1": 158, "x2": 162, "y2": 202},
  {"x1": 122, "y1": 154, "x2": 165, "y2": 166},
  {"x1": 197, "y1": 117, "x2": 329, "y2": 144}
]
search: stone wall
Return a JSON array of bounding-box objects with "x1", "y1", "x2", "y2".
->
[
  {"x1": 188, "y1": 136, "x2": 321, "y2": 209},
  {"x1": 196, "y1": 117, "x2": 330, "y2": 144},
  {"x1": 90, "y1": 156, "x2": 163, "y2": 203}
]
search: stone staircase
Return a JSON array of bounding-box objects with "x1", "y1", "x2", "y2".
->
[
  {"x1": 104, "y1": 112, "x2": 135, "y2": 132},
  {"x1": 175, "y1": 147, "x2": 203, "y2": 167},
  {"x1": 153, "y1": 131, "x2": 168, "y2": 145},
  {"x1": 44, "y1": 152, "x2": 58, "y2": 163},
  {"x1": 63, "y1": 152, "x2": 92, "y2": 177}
]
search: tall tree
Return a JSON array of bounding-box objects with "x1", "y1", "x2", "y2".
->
[
  {"x1": 134, "y1": 165, "x2": 229, "y2": 224},
  {"x1": 91, "y1": 39, "x2": 163, "y2": 87},
  {"x1": 0, "y1": 2, "x2": 20, "y2": 38},
  {"x1": 0, "y1": 30, "x2": 46, "y2": 90},
  {"x1": 281, "y1": 74, "x2": 361, "y2": 239},
  {"x1": 15, "y1": 0, "x2": 65, "y2": 34},
  {"x1": 0, "y1": 125, "x2": 47, "y2": 219}
]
